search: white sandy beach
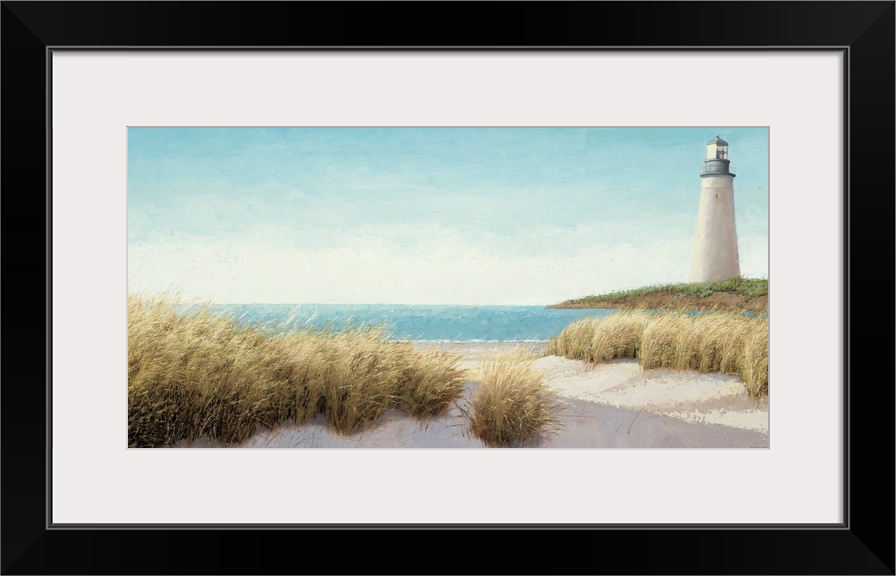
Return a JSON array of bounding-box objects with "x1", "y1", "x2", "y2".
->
[{"x1": 179, "y1": 341, "x2": 768, "y2": 449}]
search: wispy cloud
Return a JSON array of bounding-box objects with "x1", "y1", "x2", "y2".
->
[
  {"x1": 128, "y1": 224, "x2": 767, "y2": 305},
  {"x1": 128, "y1": 127, "x2": 769, "y2": 304}
]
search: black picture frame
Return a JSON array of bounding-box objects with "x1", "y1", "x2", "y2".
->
[{"x1": 2, "y1": 2, "x2": 893, "y2": 574}]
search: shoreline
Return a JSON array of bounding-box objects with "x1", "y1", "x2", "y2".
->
[{"x1": 412, "y1": 340, "x2": 547, "y2": 371}]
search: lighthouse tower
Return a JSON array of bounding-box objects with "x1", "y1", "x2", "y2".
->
[{"x1": 690, "y1": 136, "x2": 740, "y2": 282}]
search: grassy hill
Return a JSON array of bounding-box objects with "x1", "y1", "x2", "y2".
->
[{"x1": 549, "y1": 277, "x2": 768, "y2": 313}]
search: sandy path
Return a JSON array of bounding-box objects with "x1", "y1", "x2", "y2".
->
[
  {"x1": 533, "y1": 356, "x2": 768, "y2": 434},
  {"x1": 414, "y1": 341, "x2": 768, "y2": 435}
]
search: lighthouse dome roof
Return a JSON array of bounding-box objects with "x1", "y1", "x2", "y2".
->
[{"x1": 707, "y1": 135, "x2": 729, "y2": 146}]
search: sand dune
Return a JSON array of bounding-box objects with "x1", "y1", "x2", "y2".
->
[
  {"x1": 179, "y1": 341, "x2": 768, "y2": 448},
  {"x1": 415, "y1": 341, "x2": 767, "y2": 433},
  {"x1": 534, "y1": 355, "x2": 768, "y2": 434}
]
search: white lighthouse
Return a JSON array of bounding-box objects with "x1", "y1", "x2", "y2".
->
[{"x1": 690, "y1": 135, "x2": 741, "y2": 282}]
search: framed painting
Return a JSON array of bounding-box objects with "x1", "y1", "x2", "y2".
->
[
  {"x1": 3, "y1": 1, "x2": 892, "y2": 574},
  {"x1": 122, "y1": 124, "x2": 771, "y2": 452}
]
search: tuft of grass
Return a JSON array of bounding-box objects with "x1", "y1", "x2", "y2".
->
[
  {"x1": 638, "y1": 313, "x2": 694, "y2": 371},
  {"x1": 307, "y1": 326, "x2": 405, "y2": 435},
  {"x1": 587, "y1": 311, "x2": 651, "y2": 363},
  {"x1": 545, "y1": 317, "x2": 600, "y2": 360},
  {"x1": 396, "y1": 347, "x2": 468, "y2": 419},
  {"x1": 467, "y1": 350, "x2": 562, "y2": 447},
  {"x1": 547, "y1": 309, "x2": 769, "y2": 397},
  {"x1": 739, "y1": 323, "x2": 769, "y2": 397},
  {"x1": 128, "y1": 294, "x2": 467, "y2": 447}
]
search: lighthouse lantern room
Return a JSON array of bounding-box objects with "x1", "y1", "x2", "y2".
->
[
  {"x1": 706, "y1": 136, "x2": 728, "y2": 160},
  {"x1": 700, "y1": 136, "x2": 735, "y2": 178}
]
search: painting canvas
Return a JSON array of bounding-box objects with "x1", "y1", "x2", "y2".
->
[{"x1": 127, "y1": 127, "x2": 769, "y2": 449}]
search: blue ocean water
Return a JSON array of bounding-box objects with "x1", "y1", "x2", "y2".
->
[{"x1": 210, "y1": 304, "x2": 618, "y2": 342}]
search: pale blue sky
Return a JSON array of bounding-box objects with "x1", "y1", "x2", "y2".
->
[{"x1": 128, "y1": 127, "x2": 768, "y2": 304}]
